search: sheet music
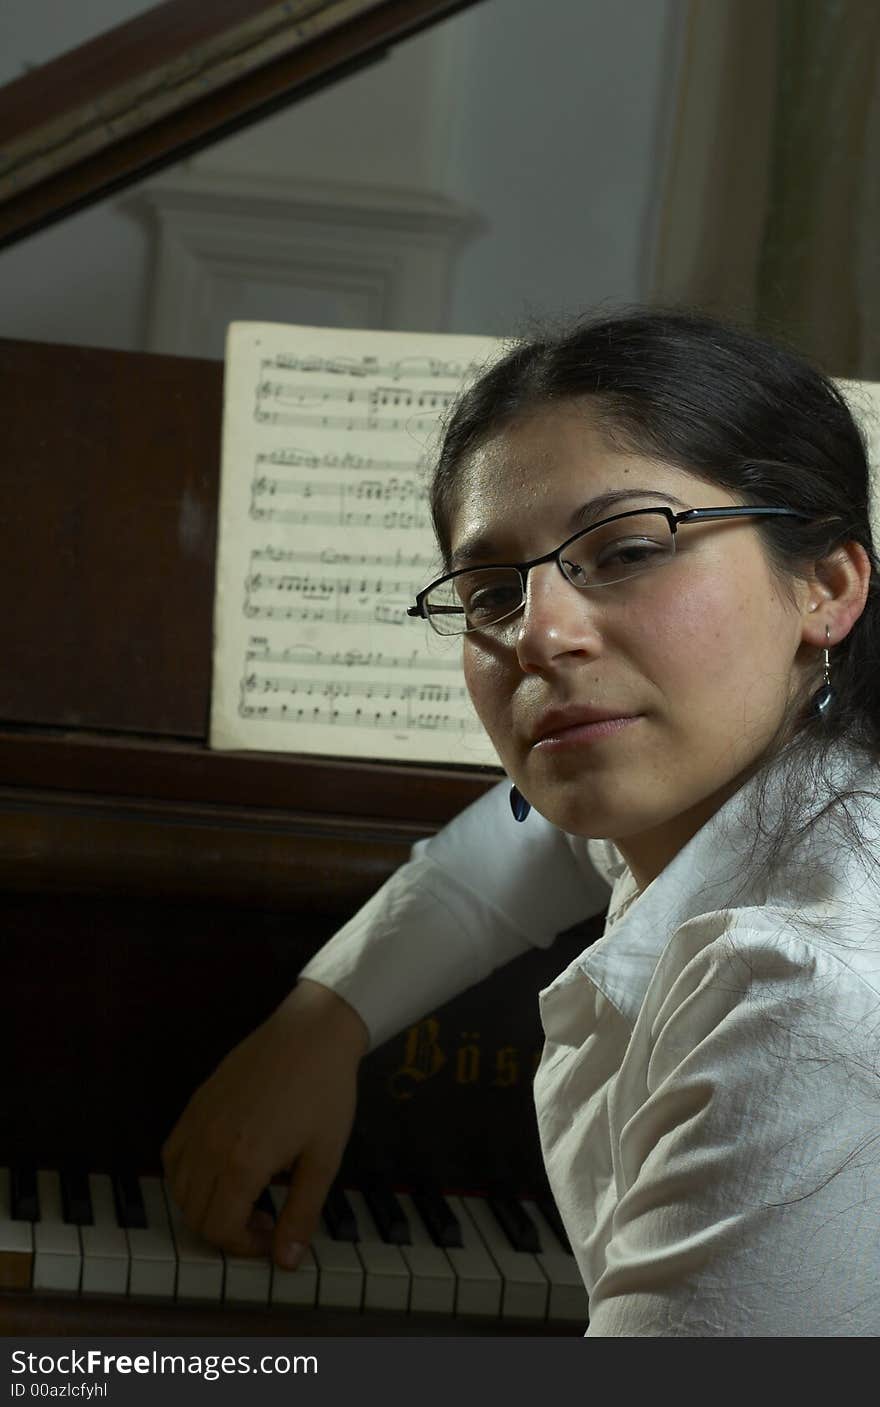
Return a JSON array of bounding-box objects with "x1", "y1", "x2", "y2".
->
[
  {"x1": 838, "y1": 379, "x2": 880, "y2": 539},
  {"x1": 210, "y1": 322, "x2": 506, "y2": 766}
]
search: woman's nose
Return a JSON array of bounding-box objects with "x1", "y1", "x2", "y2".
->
[{"x1": 513, "y1": 561, "x2": 601, "y2": 670}]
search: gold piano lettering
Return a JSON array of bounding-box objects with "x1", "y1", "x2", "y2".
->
[
  {"x1": 492, "y1": 1045, "x2": 520, "y2": 1088},
  {"x1": 454, "y1": 1031, "x2": 481, "y2": 1085},
  {"x1": 388, "y1": 1018, "x2": 447, "y2": 1100}
]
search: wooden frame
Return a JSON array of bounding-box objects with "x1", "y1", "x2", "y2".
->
[{"x1": 0, "y1": 0, "x2": 479, "y2": 249}]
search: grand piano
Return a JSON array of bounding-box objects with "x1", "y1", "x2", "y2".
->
[{"x1": 0, "y1": 1, "x2": 606, "y2": 1335}]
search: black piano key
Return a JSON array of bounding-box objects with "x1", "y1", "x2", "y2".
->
[
  {"x1": 254, "y1": 1186, "x2": 276, "y2": 1220},
  {"x1": 363, "y1": 1179, "x2": 411, "y2": 1246},
  {"x1": 536, "y1": 1188, "x2": 573, "y2": 1255},
  {"x1": 488, "y1": 1189, "x2": 541, "y2": 1254},
  {"x1": 60, "y1": 1167, "x2": 93, "y2": 1226},
  {"x1": 322, "y1": 1181, "x2": 358, "y2": 1241},
  {"x1": 10, "y1": 1166, "x2": 39, "y2": 1221},
  {"x1": 112, "y1": 1170, "x2": 147, "y2": 1229},
  {"x1": 411, "y1": 1185, "x2": 463, "y2": 1249}
]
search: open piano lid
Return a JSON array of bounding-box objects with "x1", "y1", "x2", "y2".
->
[{"x1": 0, "y1": 0, "x2": 483, "y2": 249}]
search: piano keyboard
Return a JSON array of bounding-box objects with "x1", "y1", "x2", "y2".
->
[{"x1": 0, "y1": 1168, "x2": 588, "y2": 1328}]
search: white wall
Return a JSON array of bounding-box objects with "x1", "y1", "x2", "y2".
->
[
  {"x1": 0, "y1": 0, "x2": 682, "y2": 353},
  {"x1": 435, "y1": 0, "x2": 681, "y2": 334},
  {"x1": 0, "y1": 0, "x2": 167, "y2": 351}
]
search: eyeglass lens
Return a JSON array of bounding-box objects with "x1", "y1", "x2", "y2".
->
[{"x1": 425, "y1": 511, "x2": 676, "y2": 635}]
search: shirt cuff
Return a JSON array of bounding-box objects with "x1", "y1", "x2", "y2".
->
[{"x1": 298, "y1": 854, "x2": 543, "y2": 1050}]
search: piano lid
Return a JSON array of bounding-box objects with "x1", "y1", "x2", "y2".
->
[{"x1": 0, "y1": 0, "x2": 483, "y2": 250}]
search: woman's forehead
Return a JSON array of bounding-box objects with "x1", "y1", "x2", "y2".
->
[{"x1": 448, "y1": 409, "x2": 707, "y2": 543}]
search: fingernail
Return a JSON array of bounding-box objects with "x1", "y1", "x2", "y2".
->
[{"x1": 279, "y1": 1240, "x2": 305, "y2": 1270}]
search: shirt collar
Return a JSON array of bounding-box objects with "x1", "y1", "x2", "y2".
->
[{"x1": 572, "y1": 735, "x2": 878, "y2": 1025}]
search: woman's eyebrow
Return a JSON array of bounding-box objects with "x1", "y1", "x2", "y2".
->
[
  {"x1": 449, "y1": 488, "x2": 691, "y2": 570},
  {"x1": 568, "y1": 484, "x2": 692, "y2": 529}
]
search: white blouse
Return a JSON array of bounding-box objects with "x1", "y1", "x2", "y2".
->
[{"x1": 299, "y1": 738, "x2": 880, "y2": 1335}]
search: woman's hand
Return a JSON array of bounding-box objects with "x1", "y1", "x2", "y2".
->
[{"x1": 161, "y1": 977, "x2": 369, "y2": 1270}]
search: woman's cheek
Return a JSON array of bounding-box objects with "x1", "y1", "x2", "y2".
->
[{"x1": 462, "y1": 640, "x2": 510, "y2": 738}]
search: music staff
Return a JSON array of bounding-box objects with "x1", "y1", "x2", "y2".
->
[
  {"x1": 256, "y1": 448, "x2": 428, "y2": 472},
  {"x1": 249, "y1": 546, "x2": 436, "y2": 571},
  {"x1": 245, "y1": 570, "x2": 422, "y2": 598},
  {"x1": 243, "y1": 643, "x2": 460, "y2": 672},
  {"x1": 237, "y1": 700, "x2": 483, "y2": 735},
  {"x1": 243, "y1": 601, "x2": 411, "y2": 626},
  {"x1": 254, "y1": 409, "x2": 441, "y2": 433},
  {"x1": 248, "y1": 507, "x2": 430, "y2": 530},
  {"x1": 261, "y1": 352, "x2": 484, "y2": 380},
  {"x1": 257, "y1": 382, "x2": 458, "y2": 412},
  {"x1": 251, "y1": 475, "x2": 427, "y2": 504},
  {"x1": 253, "y1": 379, "x2": 458, "y2": 432},
  {"x1": 243, "y1": 674, "x2": 466, "y2": 704}
]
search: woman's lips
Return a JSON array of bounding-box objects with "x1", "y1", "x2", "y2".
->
[{"x1": 532, "y1": 715, "x2": 641, "y2": 750}]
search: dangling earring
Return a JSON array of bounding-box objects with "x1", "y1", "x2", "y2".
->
[
  {"x1": 509, "y1": 785, "x2": 531, "y2": 822},
  {"x1": 810, "y1": 624, "x2": 834, "y2": 722}
]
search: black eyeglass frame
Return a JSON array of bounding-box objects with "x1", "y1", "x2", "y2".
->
[{"x1": 407, "y1": 505, "x2": 815, "y2": 634}]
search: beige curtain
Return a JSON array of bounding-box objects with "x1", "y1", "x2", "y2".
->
[{"x1": 650, "y1": 0, "x2": 880, "y2": 378}]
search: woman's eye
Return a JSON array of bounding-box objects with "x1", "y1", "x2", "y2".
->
[{"x1": 467, "y1": 586, "x2": 518, "y2": 617}]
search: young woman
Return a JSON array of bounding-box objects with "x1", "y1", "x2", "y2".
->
[{"x1": 162, "y1": 307, "x2": 880, "y2": 1335}]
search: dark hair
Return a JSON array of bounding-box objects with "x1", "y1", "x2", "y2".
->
[{"x1": 431, "y1": 304, "x2": 880, "y2": 913}]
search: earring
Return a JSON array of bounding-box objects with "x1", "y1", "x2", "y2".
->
[
  {"x1": 509, "y1": 785, "x2": 531, "y2": 822},
  {"x1": 810, "y1": 624, "x2": 834, "y2": 722}
]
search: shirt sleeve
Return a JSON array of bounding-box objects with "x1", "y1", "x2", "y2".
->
[
  {"x1": 587, "y1": 924, "x2": 880, "y2": 1337},
  {"x1": 298, "y1": 777, "x2": 612, "y2": 1050}
]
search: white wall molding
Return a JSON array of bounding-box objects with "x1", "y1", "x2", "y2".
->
[{"x1": 127, "y1": 170, "x2": 483, "y2": 359}]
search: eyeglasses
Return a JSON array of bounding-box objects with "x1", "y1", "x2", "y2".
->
[{"x1": 407, "y1": 505, "x2": 814, "y2": 636}]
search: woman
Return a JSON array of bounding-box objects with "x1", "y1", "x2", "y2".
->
[{"x1": 162, "y1": 307, "x2": 880, "y2": 1335}]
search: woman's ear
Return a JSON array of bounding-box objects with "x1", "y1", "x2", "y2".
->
[{"x1": 801, "y1": 540, "x2": 872, "y2": 648}]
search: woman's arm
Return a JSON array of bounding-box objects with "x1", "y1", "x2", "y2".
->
[
  {"x1": 299, "y1": 776, "x2": 612, "y2": 1050},
  {"x1": 162, "y1": 777, "x2": 609, "y2": 1267}
]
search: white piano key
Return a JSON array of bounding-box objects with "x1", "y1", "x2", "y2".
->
[
  {"x1": 309, "y1": 1213, "x2": 364, "y2": 1311},
  {"x1": 396, "y1": 1192, "x2": 455, "y2": 1316},
  {"x1": 268, "y1": 1185, "x2": 318, "y2": 1308},
  {"x1": 462, "y1": 1195, "x2": 549, "y2": 1321},
  {"x1": 345, "y1": 1189, "x2": 410, "y2": 1313},
  {"x1": 126, "y1": 1176, "x2": 176, "y2": 1298},
  {"x1": 33, "y1": 1171, "x2": 81, "y2": 1292},
  {"x1": 521, "y1": 1199, "x2": 589, "y2": 1323},
  {"x1": 80, "y1": 1174, "x2": 129, "y2": 1296},
  {"x1": 443, "y1": 1195, "x2": 503, "y2": 1318},
  {"x1": 0, "y1": 1168, "x2": 33, "y2": 1292},
  {"x1": 161, "y1": 1180, "x2": 224, "y2": 1302},
  {"x1": 223, "y1": 1239, "x2": 272, "y2": 1304}
]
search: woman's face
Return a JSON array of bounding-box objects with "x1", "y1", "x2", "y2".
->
[{"x1": 449, "y1": 402, "x2": 821, "y2": 890}]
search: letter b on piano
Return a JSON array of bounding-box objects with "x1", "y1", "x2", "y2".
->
[{"x1": 389, "y1": 1018, "x2": 447, "y2": 1099}]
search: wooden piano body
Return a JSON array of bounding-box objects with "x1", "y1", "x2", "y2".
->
[{"x1": 0, "y1": 336, "x2": 604, "y2": 1334}]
